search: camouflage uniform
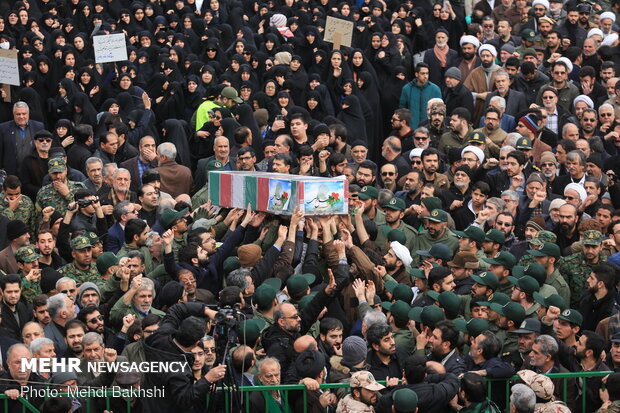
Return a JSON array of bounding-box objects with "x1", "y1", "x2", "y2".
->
[
  {"x1": 15, "y1": 246, "x2": 42, "y2": 302},
  {"x1": 557, "y1": 230, "x2": 608, "y2": 309},
  {"x1": 35, "y1": 180, "x2": 86, "y2": 215},
  {"x1": 0, "y1": 193, "x2": 37, "y2": 235},
  {"x1": 59, "y1": 262, "x2": 102, "y2": 287}
]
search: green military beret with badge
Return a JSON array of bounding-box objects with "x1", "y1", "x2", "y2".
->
[{"x1": 382, "y1": 197, "x2": 406, "y2": 211}]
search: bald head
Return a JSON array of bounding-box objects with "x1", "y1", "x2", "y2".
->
[{"x1": 294, "y1": 335, "x2": 318, "y2": 353}]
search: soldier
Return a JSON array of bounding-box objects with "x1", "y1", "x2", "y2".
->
[
  {"x1": 35, "y1": 158, "x2": 86, "y2": 215},
  {"x1": 0, "y1": 175, "x2": 36, "y2": 236},
  {"x1": 381, "y1": 300, "x2": 415, "y2": 354},
  {"x1": 503, "y1": 318, "x2": 541, "y2": 371},
  {"x1": 517, "y1": 230, "x2": 557, "y2": 266},
  {"x1": 489, "y1": 301, "x2": 526, "y2": 355},
  {"x1": 557, "y1": 230, "x2": 609, "y2": 309},
  {"x1": 482, "y1": 251, "x2": 517, "y2": 295},
  {"x1": 527, "y1": 242, "x2": 570, "y2": 306},
  {"x1": 15, "y1": 246, "x2": 42, "y2": 302},
  {"x1": 374, "y1": 197, "x2": 417, "y2": 254},
  {"x1": 415, "y1": 209, "x2": 459, "y2": 265},
  {"x1": 59, "y1": 236, "x2": 101, "y2": 287},
  {"x1": 511, "y1": 263, "x2": 558, "y2": 300}
]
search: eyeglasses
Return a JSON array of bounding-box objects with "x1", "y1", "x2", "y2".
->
[
  {"x1": 601, "y1": 113, "x2": 613, "y2": 117},
  {"x1": 283, "y1": 314, "x2": 300, "y2": 319},
  {"x1": 541, "y1": 162, "x2": 555, "y2": 167},
  {"x1": 381, "y1": 172, "x2": 395, "y2": 176},
  {"x1": 579, "y1": 11, "x2": 590, "y2": 15},
  {"x1": 496, "y1": 221, "x2": 512, "y2": 227},
  {"x1": 36, "y1": 138, "x2": 52, "y2": 142},
  {"x1": 499, "y1": 156, "x2": 507, "y2": 160},
  {"x1": 242, "y1": 51, "x2": 251, "y2": 55},
  {"x1": 553, "y1": 71, "x2": 566, "y2": 75},
  {"x1": 391, "y1": 117, "x2": 401, "y2": 122},
  {"x1": 564, "y1": 195, "x2": 576, "y2": 201},
  {"x1": 483, "y1": 24, "x2": 493, "y2": 28},
  {"x1": 542, "y1": 95, "x2": 555, "y2": 99},
  {"x1": 61, "y1": 289, "x2": 76, "y2": 294},
  {"x1": 88, "y1": 315, "x2": 104, "y2": 323},
  {"x1": 534, "y1": 7, "x2": 546, "y2": 11},
  {"x1": 411, "y1": 160, "x2": 422, "y2": 165},
  {"x1": 582, "y1": 118, "x2": 596, "y2": 122},
  {"x1": 265, "y1": 85, "x2": 275, "y2": 89},
  {"x1": 204, "y1": 347, "x2": 217, "y2": 353},
  {"x1": 206, "y1": 48, "x2": 216, "y2": 52},
  {"x1": 143, "y1": 328, "x2": 158, "y2": 334},
  {"x1": 414, "y1": 136, "x2": 429, "y2": 141},
  {"x1": 265, "y1": 63, "x2": 273, "y2": 67}
]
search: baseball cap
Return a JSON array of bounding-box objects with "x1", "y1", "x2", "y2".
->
[
  {"x1": 612, "y1": 332, "x2": 620, "y2": 343},
  {"x1": 382, "y1": 197, "x2": 406, "y2": 211},
  {"x1": 454, "y1": 318, "x2": 490, "y2": 337},
  {"x1": 484, "y1": 229, "x2": 505, "y2": 245},
  {"x1": 70, "y1": 236, "x2": 92, "y2": 250},
  {"x1": 489, "y1": 302, "x2": 526, "y2": 325},
  {"x1": 477, "y1": 292, "x2": 510, "y2": 307},
  {"x1": 467, "y1": 131, "x2": 486, "y2": 145},
  {"x1": 521, "y1": 28, "x2": 540, "y2": 41},
  {"x1": 392, "y1": 284, "x2": 414, "y2": 303},
  {"x1": 425, "y1": 209, "x2": 448, "y2": 223},
  {"x1": 220, "y1": 86, "x2": 243, "y2": 103},
  {"x1": 516, "y1": 137, "x2": 533, "y2": 150},
  {"x1": 482, "y1": 251, "x2": 516, "y2": 268},
  {"x1": 357, "y1": 185, "x2": 379, "y2": 200},
  {"x1": 254, "y1": 284, "x2": 278, "y2": 308},
  {"x1": 206, "y1": 159, "x2": 225, "y2": 171},
  {"x1": 533, "y1": 292, "x2": 566, "y2": 311},
  {"x1": 512, "y1": 264, "x2": 547, "y2": 287},
  {"x1": 558, "y1": 309, "x2": 583, "y2": 326},
  {"x1": 393, "y1": 388, "x2": 418, "y2": 413},
  {"x1": 454, "y1": 226, "x2": 486, "y2": 243},
  {"x1": 528, "y1": 242, "x2": 561, "y2": 258},
  {"x1": 408, "y1": 305, "x2": 445, "y2": 328},
  {"x1": 513, "y1": 318, "x2": 542, "y2": 334},
  {"x1": 15, "y1": 246, "x2": 41, "y2": 263},
  {"x1": 416, "y1": 243, "x2": 453, "y2": 261},
  {"x1": 381, "y1": 300, "x2": 411, "y2": 323},
  {"x1": 160, "y1": 208, "x2": 189, "y2": 230},
  {"x1": 507, "y1": 275, "x2": 540, "y2": 295},
  {"x1": 582, "y1": 230, "x2": 604, "y2": 246},
  {"x1": 350, "y1": 371, "x2": 385, "y2": 391},
  {"x1": 239, "y1": 318, "x2": 266, "y2": 345},
  {"x1": 286, "y1": 273, "x2": 315, "y2": 296},
  {"x1": 470, "y1": 271, "x2": 499, "y2": 290},
  {"x1": 96, "y1": 252, "x2": 119, "y2": 274}
]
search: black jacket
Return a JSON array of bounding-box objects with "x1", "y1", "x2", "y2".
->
[
  {"x1": 367, "y1": 347, "x2": 409, "y2": 382},
  {"x1": 444, "y1": 83, "x2": 474, "y2": 117},
  {"x1": 141, "y1": 302, "x2": 212, "y2": 413},
  {"x1": 580, "y1": 291, "x2": 619, "y2": 332},
  {"x1": 261, "y1": 288, "x2": 332, "y2": 373},
  {"x1": 0, "y1": 301, "x2": 31, "y2": 341},
  {"x1": 375, "y1": 373, "x2": 459, "y2": 413}
]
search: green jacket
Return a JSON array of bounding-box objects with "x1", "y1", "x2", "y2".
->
[
  {"x1": 117, "y1": 244, "x2": 155, "y2": 275},
  {"x1": 393, "y1": 328, "x2": 416, "y2": 354},
  {"x1": 414, "y1": 229, "x2": 459, "y2": 265},
  {"x1": 110, "y1": 297, "x2": 165, "y2": 330},
  {"x1": 375, "y1": 221, "x2": 418, "y2": 254},
  {"x1": 547, "y1": 268, "x2": 570, "y2": 306}
]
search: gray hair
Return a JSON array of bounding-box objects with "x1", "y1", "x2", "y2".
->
[
  {"x1": 30, "y1": 337, "x2": 55, "y2": 355},
  {"x1": 202, "y1": 335, "x2": 215, "y2": 343},
  {"x1": 486, "y1": 197, "x2": 505, "y2": 211},
  {"x1": 213, "y1": 136, "x2": 229, "y2": 148},
  {"x1": 384, "y1": 136, "x2": 401, "y2": 152},
  {"x1": 258, "y1": 357, "x2": 281, "y2": 373},
  {"x1": 158, "y1": 142, "x2": 177, "y2": 160},
  {"x1": 13, "y1": 101, "x2": 29, "y2": 113},
  {"x1": 535, "y1": 334, "x2": 558, "y2": 357},
  {"x1": 414, "y1": 126, "x2": 429, "y2": 136},
  {"x1": 7, "y1": 343, "x2": 31, "y2": 361},
  {"x1": 145, "y1": 231, "x2": 159, "y2": 247},
  {"x1": 113, "y1": 200, "x2": 132, "y2": 221},
  {"x1": 501, "y1": 190, "x2": 519, "y2": 201},
  {"x1": 137, "y1": 277, "x2": 156, "y2": 294},
  {"x1": 82, "y1": 332, "x2": 104, "y2": 348},
  {"x1": 227, "y1": 269, "x2": 251, "y2": 289},
  {"x1": 56, "y1": 277, "x2": 76, "y2": 291},
  {"x1": 112, "y1": 167, "x2": 130, "y2": 179},
  {"x1": 102, "y1": 163, "x2": 117, "y2": 178},
  {"x1": 567, "y1": 150, "x2": 586, "y2": 166},
  {"x1": 362, "y1": 309, "x2": 387, "y2": 329},
  {"x1": 500, "y1": 145, "x2": 515, "y2": 155},
  {"x1": 47, "y1": 293, "x2": 69, "y2": 319},
  {"x1": 489, "y1": 96, "x2": 506, "y2": 111},
  {"x1": 85, "y1": 157, "x2": 103, "y2": 170},
  {"x1": 378, "y1": 189, "x2": 394, "y2": 206},
  {"x1": 510, "y1": 384, "x2": 536, "y2": 413},
  {"x1": 599, "y1": 103, "x2": 615, "y2": 113},
  {"x1": 505, "y1": 133, "x2": 520, "y2": 147}
]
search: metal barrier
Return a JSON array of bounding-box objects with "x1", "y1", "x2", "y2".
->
[{"x1": 0, "y1": 371, "x2": 613, "y2": 413}]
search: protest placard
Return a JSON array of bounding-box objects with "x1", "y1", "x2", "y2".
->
[
  {"x1": 93, "y1": 33, "x2": 128, "y2": 63},
  {"x1": 0, "y1": 49, "x2": 19, "y2": 87},
  {"x1": 324, "y1": 16, "x2": 354, "y2": 49}
]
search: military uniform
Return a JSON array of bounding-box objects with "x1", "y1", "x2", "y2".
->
[
  {"x1": 0, "y1": 193, "x2": 37, "y2": 235},
  {"x1": 393, "y1": 328, "x2": 416, "y2": 354},
  {"x1": 59, "y1": 261, "x2": 102, "y2": 287},
  {"x1": 415, "y1": 228, "x2": 459, "y2": 265},
  {"x1": 375, "y1": 221, "x2": 418, "y2": 254},
  {"x1": 15, "y1": 246, "x2": 42, "y2": 302},
  {"x1": 35, "y1": 180, "x2": 86, "y2": 215},
  {"x1": 363, "y1": 208, "x2": 386, "y2": 226},
  {"x1": 546, "y1": 269, "x2": 570, "y2": 305}
]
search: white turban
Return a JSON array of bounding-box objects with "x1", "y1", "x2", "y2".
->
[
  {"x1": 555, "y1": 57, "x2": 573, "y2": 73},
  {"x1": 588, "y1": 28, "x2": 604, "y2": 38},
  {"x1": 390, "y1": 241, "x2": 413, "y2": 267},
  {"x1": 602, "y1": 33, "x2": 619, "y2": 46},
  {"x1": 600, "y1": 11, "x2": 616, "y2": 23},
  {"x1": 460, "y1": 35, "x2": 480, "y2": 49},
  {"x1": 409, "y1": 148, "x2": 424, "y2": 160},
  {"x1": 573, "y1": 95, "x2": 594, "y2": 108},
  {"x1": 564, "y1": 183, "x2": 587, "y2": 204},
  {"x1": 478, "y1": 44, "x2": 497, "y2": 57},
  {"x1": 532, "y1": 0, "x2": 550, "y2": 9},
  {"x1": 461, "y1": 145, "x2": 485, "y2": 164}
]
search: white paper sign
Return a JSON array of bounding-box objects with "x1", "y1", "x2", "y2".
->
[
  {"x1": 324, "y1": 16, "x2": 354, "y2": 48},
  {"x1": 93, "y1": 33, "x2": 128, "y2": 63},
  {"x1": 0, "y1": 49, "x2": 19, "y2": 86}
]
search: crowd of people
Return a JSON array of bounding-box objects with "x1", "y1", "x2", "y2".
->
[{"x1": 4, "y1": 0, "x2": 620, "y2": 412}]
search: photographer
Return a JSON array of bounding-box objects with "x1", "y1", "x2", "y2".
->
[
  {"x1": 68, "y1": 189, "x2": 107, "y2": 234},
  {"x1": 141, "y1": 301, "x2": 226, "y2": 413}
]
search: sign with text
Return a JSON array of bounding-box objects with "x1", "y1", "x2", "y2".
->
[
  {"x1": 324, "y1": 16, "x2": 354, "y2": 49},
  {"x1": 0, "y1": 49, "x2": 19, "y2": 86},
  {"x1": 93, "y1": 33, "x2": 128, "y2": 63}
]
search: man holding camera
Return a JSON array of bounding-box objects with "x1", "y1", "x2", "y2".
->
[{"x1": 68, "y1": 189, "x2": 108, "y2": 234}]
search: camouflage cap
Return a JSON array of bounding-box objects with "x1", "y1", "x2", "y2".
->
[
  {"x1": 48, "y1": 157, "x2": 67, "y2": 173},
  {"x1": 517, "y1": 370, "x2": 555, "y2": 401},
  {"x1": 350, "y1": 371, "x2": 385, "y2": 391},
  {"x1": 529, "y1": 230, "x2": 557, "y2": 248},
  {"x1": 70, "y1": 236, "x2": 92, "y2": 250},
  {"x1": 582, "y1": 230, "x2": 604, "y2": 246},
  {"x1": 15, "y1": 246, "x2": 41, "y2": 263}
]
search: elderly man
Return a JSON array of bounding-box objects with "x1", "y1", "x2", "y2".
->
[
  {"x1": 119, "y1": 135, "x2": 158, "y2": 193},
  {"x1": 0, "y1": 343, "x2": 47, "y2": 410},
  {"x1": 484, "y1": 71, "x2": 528, "y2": 118},
  {"x1": 43, "y1": 293, "x2": 76, "y2": 355},
  {"x1": 156, "y1": 142, "x2": 192, "y2": 198},
  {"x1": 110, "y1": 276, "x2": 165, "y2": 329},
  {"x1": 250, "y1": 358, "x2": 288, "y2": 413},
  {"x1": 0, "y1": 101, "x2": 45, "y2": 176}
]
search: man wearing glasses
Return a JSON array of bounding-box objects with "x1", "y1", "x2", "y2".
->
[
  {"x1": 536, "y1": 60, "x2": 579, "y2": 111},
  {"x1": 18, "y1": 130, "x2": 53, "y2": 200}
]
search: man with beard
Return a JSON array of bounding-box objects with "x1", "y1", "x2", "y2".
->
[
  {"x1": 118, "y1": 219, "x2": 155, "y2": 274},
  {"x1": 528, "y1": 242, "x2": 571, "y2": 305},
  {"x1": 426, "y1": 103, "x2": 447, "y2": 147},
  {"x1": 444, "y1": 68, "x2": 475, "y2": 118},
  {"x1": 156, "y1": 142, "x2": 193, "y2": 198},
  {"x1": 484, "y1": 71, "x2": 527, "y2": 119},
  {"x1": 19, "y1": 129, "x2": 53, "y2": 200},
  {"x1": 110, "y1": 275, "x2": 165, "y2": 329},
  {"x1": 552, "y1": 150, "x2": 587, "y2": 196},
  {"x1": 58, "y1": 236, "x2": 100, "y2": 286},
  {"x1": 558, "y1": 230, "x2": 609, "y2": 309},
  {"x1": 399, "y1": 63, "x2": 442, "y2": 130},
  {"x1": 514, "y1": 61, "x2": 550, "y2": 106},
  {"x1": 396, "y1": 170, "x2": 422, "y2": 208},
  {"x1": 458, "y1": 36, "x2": 481, "y2": 83},
  {"x1": 355, "y1": 160, "x2": 377, "y2": 187},
  {"x1": 379, "y1": 163, "x2": 399, "y2": 192},
  {"x1": 537, "y1": 60, "x2": 580, "y2": 111},
  {"x1": 485, "y1": 149, "x2": 527, "y2": 198},
  {"x1": 328, "y1": 124, "x2": 351, "y2": 159},
  {"x1": 464, "y1": 45, "x2": 501, "y2": 125},
  {"x1": 420, "y1": 148, "x2": 449, "y2": 190},
  {"x1": 375, "y1": 241, "x2": 414, "y2": 286},
  {"x1": 475, "y1": 108, "x2": 507, "y2": 151},
  {"x1": 438, "y1": 108, "x2": 473, "y2": 154},
  {"x1": 358, "y1": 185, "x2": 386, "y2": 225},
  {"x1": 423, "y1": 320, "x2": 466, "y2": 375},
  {"x1": 350, "y1": 141, "x2": 369, "y2": 167},
  {"x1": 366, "y1": 323, "x2": 408, "y2": 381},
  {"x1": 423, "y1": 29, "x2": 459, "y2": 91},
  {"x1": 337, "y1": 371, "x2": 385, "y2": 412},
  {"x1": 539, "y1": 151, "x2": 558, "y2": 187},
  {"x1": 137, "y1": 184, "x2": 159, "y2": 227},
  {"x1": 375, "y1": 198, "x2": 417, "y2": 253},
  {"x1": 502, "y1": 318, "x2": 540, "y2": 370},
  {"x1": 441, "y1": 165, "x2": 473, "y2": 213},
  {"x1": 416, "y1": 210, "x2": 459, "y2": 262},
  {"x1": 382, "y1": 300, "x2": 415, "y2": 354},
  {"x1": 580, "y1": 263, "x2": 618, "y2": 332},
  {"x1": 318, "y1": 318, "x2": 343, "y2": 361},
  {"x1": 35, "y1": 158, "x2": 86, "y2": 215},
  {"x1": 380, "y1": 137, "x2": 410, "y2": 179},
  {"x1": 390, "y1": 109, "x2": 414, "y2": 152},
  {"x1": 552, "y1": 203, "x2": 581, "y2": 257}
]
